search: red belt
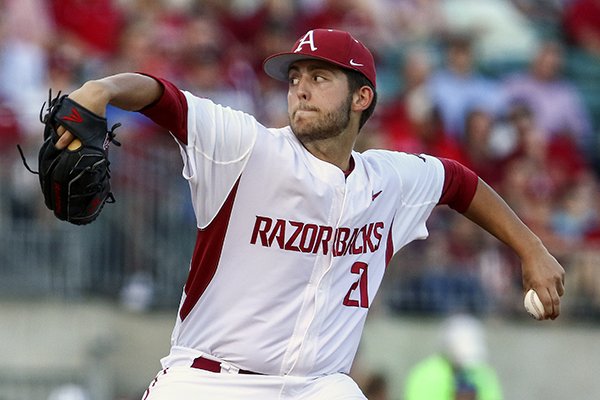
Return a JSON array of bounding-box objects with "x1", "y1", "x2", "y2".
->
[{"x1": 191, "y1": 356, "x2": 262, "y2": 375}]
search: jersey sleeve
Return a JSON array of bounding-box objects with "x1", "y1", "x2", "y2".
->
[
  {"x1": 385, "y1": 154, "x2": 479, "y2": 254},
  {"x1": 400, "y1": 154, "x2": 444, "y2": 244},
  {"x1": 137, "y1": 74, "x2": 188, "y2": 143},
  {"x1": 178, "y1": 92, "x2": 258, "y2": 229},
  {"x1": 438, "y1": 158, "x2": 479, "y2": 213},
  {"x1": 372, "y1": 152, "x2": 445, "y2": 251}
]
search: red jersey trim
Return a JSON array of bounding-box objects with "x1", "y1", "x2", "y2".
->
[
  {"x1": 438, "y1": 158, "x2": 479, "y2": 213},
  {"x1": 179, "y1": 180, "x2": 241, "y2": 321},
  {"x1": 136, "y1": 73, "x2": 189, "y2": 144},
  {"x1": 343, "y1": 156, "x2": 355, "y2": 178},
  {"x1": 385, "y1": 218, "x2": 395, "y2": 267}
]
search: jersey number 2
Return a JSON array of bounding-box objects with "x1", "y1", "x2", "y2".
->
[{"x1": 343, "y1": 262, "x2": 369, "y2": 308}]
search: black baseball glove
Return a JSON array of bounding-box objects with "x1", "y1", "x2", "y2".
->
[{"x1": 20, "y1": 91, "x2": 121, "y2": 225}]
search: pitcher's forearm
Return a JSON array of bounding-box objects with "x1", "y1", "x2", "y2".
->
[
  {"x1": 463, "y1": 179, "x2": 546, "y2": 260},
  {"x1": 80, "y1": 73, "x2": 163, "y2": 113}
]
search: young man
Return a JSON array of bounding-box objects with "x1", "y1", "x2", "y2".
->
[{"x1": 54, "y1": 29, "x2": 564, "y2": 399}]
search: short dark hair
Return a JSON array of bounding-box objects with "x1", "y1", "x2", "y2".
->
[{"x1": 345, "y1": 69, "x2": 377, "y2": 131}]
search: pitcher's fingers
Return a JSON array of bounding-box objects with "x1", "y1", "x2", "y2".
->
[
  {"x1": 550, "y1": 298, "x2": 560, "y2": 320},
  {"x1": 547, "y1": 287, "x2": 561, "y2": 320},
  {"x1": 557, "y1": 273, "x2": 565, "y2": 297},
  {"x1": 55, "y1": 130, "x2": 74, "y2": 150},
  {"x1": 536, "y1": 287, "x2": 555, "y2": 320}
]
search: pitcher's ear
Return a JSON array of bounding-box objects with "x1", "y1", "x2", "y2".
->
[{"x1": 352, "y1": 86, "x2": 374, "y2": 112}]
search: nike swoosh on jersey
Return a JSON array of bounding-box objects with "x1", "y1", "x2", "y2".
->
[{"x1": 372, "y1": 190, "x2": 382, "y2": 201}]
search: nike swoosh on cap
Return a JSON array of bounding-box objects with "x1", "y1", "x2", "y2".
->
[{"x1": 349, "y1": 59, "x2": 364, "y2": 67}]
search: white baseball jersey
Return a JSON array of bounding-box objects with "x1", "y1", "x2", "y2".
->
[{"x1": 140, "y1": 77, "x2": 475, "y2": 380}]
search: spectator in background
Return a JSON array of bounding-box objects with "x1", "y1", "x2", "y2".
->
[
  {"x1": 441, "y1": 0, "x2": 539, "y2": 66},
  {"x1": 213, "y1": 0, "x2": 294, "y2": 47},
  {"x1": 295, "y1": 0, "x2": 376, "y2": 39},
  {"x1": 498, "y1": 101, "x2": 547, "y2": 171},
  {"x1": 501, "y1": 40, "x2": 593, "y2": 158},
  {"x1": 48, "y1": 0, "x2": 125, "y2": 58},
  {"x1": 0, "y1": 97, "x2": 21, "y2": 153},
  {"x1": 379, "y1": 103, "x2": 468, "y2": 164},
  {"x1": 376, "y1": 47, "x2": 467, "y2": 162},
  {"x1": 497, "y1": 98, "x2": 590, "y2": 197},
  {"x1": 551, "y1": 177, "x2": 599, "y2": 246},
  {"x1": 370, "y1": 0, "x2": 446, "y2": 47},
  {"x1": 45, "y1": 45, "x2": 84, "y2": 94},
  {"x1": 460, "y1": 108, "x2": 503, "y2": 188},
  {"x1": 0, "y1": 94, "x2": 27, "y2": 218},
  {"x1": 180, "y1": 13, "x2": 258, "y2": 115},
  {"x1": 404, "y1": 314, "x2": 502, "y2": 400},
  {"x1": 109, "y1": 13, "x2": 185, "y2": 80},
  {"x1": 252, "y1": 22, "x2": 294, "y2": 126},
  {"x1": 377, "y1": 47, "x2": 436, "y2": 152},
  {"x1": 428, "y1": 32, "x2": 506, "y2": 140},
  {"x1": 0, "y1": 0, "x2": 54, "y2": 222},
  {"x1": 0, "y1": 0, "x2": 52, "y2": 134},
  {"x1": 494, "y1": 100, "x2": 566, "y2": 211},
  {"x1": 512, "y1": 0, "x2": 565, "y2": 32},
  {"x1": 563, "y1": 0, "x2": 600, "y2": 57}
]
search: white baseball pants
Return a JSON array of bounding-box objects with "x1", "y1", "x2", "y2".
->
[{"x1": 141, "y1": 366, "x2": 367, "y2": 400}]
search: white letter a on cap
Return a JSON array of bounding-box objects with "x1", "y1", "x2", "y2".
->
[{"x1": 294, "y1": 30, "x2": 317, "y2": 53}]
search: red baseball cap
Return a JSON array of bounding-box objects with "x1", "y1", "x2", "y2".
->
[{"x1": 263, "y1": 29, "x2": 376, "y2": 88}]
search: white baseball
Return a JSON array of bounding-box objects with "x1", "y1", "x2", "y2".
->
[{"x1": 524, "y1": 289, "x2": 545, "y2": 320}]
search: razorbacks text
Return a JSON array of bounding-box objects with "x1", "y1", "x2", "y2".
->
[{"x1": 250, "y1": 216, "x2": 384, "y2": 256}]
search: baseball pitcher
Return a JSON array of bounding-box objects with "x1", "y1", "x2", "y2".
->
[{"x1": 52, "y1": 29, "x2": 565, "y2": 399}]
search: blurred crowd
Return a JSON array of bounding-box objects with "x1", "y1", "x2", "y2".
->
[{"x1": 2, "y1": 0, "x2": 600, "y2": 320}]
